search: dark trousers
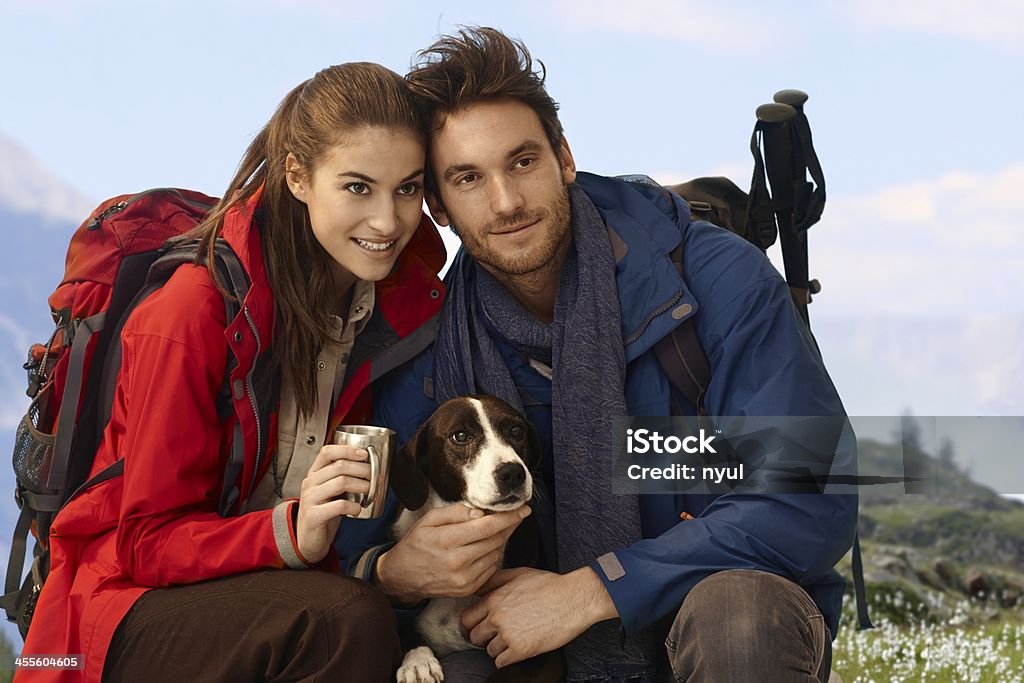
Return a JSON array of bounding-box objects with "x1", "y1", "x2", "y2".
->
[
  {"x1": 103, "y1": 569, "x2": 402, "y2": 683},
  {"x1": 437, "y1": 569, "x2": 831, "y2": 682}
]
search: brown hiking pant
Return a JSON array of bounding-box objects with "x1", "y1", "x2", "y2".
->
[
  {"x1": 436, "y1": 569, "x2": 832, "y2": 682},
  {"x1": 103, "y1": 569, "x2": 401, "y2": 682}
]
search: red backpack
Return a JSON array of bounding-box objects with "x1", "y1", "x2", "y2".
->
[{"x1": 2, "y1": 188, "x2": 249, "y2": 638}]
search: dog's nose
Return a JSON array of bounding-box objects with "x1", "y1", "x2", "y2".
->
[{"x1": 495, "y1": 462, "x2": 526, "y2": 491}]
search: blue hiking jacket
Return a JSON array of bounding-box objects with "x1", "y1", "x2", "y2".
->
[{"x1": 335, "y1": 172, "x2": 857, "y2": 639}]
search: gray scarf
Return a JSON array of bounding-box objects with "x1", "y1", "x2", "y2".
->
[{"x1": 434, "y1": 185, "x2": 658, "y2": 680}]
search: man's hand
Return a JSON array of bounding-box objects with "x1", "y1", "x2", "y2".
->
[
  {"x1": 375, "y1": 504, "x2": 531, "y2": 604},
  {"x1": 462, "y1": 566, "x2": 619, "y2": 668}
]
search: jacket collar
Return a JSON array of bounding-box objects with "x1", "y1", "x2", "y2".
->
[
  {"x1": 217, "y1": 185, "x2": 447, "y2": 343},
  {"x1": 220, "y1": 186, "x2": 274, "y2": 340},
  {"x1": 574, "y1": 172, "x2": 699, "y2": 363}
]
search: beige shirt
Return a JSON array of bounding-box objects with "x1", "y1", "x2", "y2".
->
[{"x1": 246, "y1": 280, "x2": 375, "y2": 512}]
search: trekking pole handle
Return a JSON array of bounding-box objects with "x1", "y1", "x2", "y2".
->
[
  {"x1": 756, "y1": 102, "x2": 797, "y2": 124},
  {"x1": 774, "y1": 89, "x2": 809, "y2": 110}
]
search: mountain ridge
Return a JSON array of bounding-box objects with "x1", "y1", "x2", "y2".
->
[{"x1": 0, "y1": 133, "x2": 94, "y2": 225}]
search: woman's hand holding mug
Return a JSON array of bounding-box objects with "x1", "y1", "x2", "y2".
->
[{"x1": 295, "y1": 425, "x2": 395, "y2": 564}]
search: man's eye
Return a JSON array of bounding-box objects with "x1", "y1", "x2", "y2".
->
[
  {"x1": 397, "y1": 182, "x2": 422, "y2": 196},
  {"x1": 457, "y1": 173, "x2": 478, "y2": 185},
  {"x1": 515, "y1": 158, "x2": 534, "y2": 169},
  {"x1": 452, "y1": 430, "x2": 470, "y2": 443},
  {"x1": 345, "y1": 183, "x2": 369, "y2": 195}
]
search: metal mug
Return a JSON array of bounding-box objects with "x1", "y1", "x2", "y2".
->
[{"x1": 331, "y1": 425, "x2": 396, "y2": 519}]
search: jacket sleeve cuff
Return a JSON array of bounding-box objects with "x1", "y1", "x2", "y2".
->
[
  {"x1": 352, "y1": 541, "x2": 396, "y2": 582},
  {"x1": 590, "y1": 551, "x2": 644, "y2": 633},
  {"x1": 273, "y1": 500, "x2": 312, "y2": 569},
  {"x1": 353, "y1": 541, "x2": 428, "y2": 627}
]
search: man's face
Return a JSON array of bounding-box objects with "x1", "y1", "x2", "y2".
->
[{"x1": 427, "y1": 99, "x2": 576, "y2": 278}]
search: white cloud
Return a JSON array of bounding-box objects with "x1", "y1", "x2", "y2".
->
[
  {"x1": 843, "y1": 0, "x2": 1024, "y2": 53},
  {"x1": 857, "y1": 165, "x2": 1024, "y2": 249},
  {"x1": 537, "y1": 0, "x2": 784, "y2": 54},
  {"x1": 810, "y1": 163, "x2": 1024, "y2": 317},
  {"x1": 637, "y1": 162, "x2": 1024, "y2": 319},
  {"x1": 649, "y1": 162, "x2": 1024, "y2": 318}
]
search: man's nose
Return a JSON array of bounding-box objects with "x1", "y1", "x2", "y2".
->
[{"x1": 488, "y1": 177, "x2": 524, "y2": 217}]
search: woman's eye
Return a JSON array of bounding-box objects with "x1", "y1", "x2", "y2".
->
[
  {"x1": 345, "y1": 183, "x2": 369, "y2": 195},
  {"x1": 397, "y1": 182, "x2": 422, "y2": 196},
  {"x1": 509, "y1": 425, "x2": 525, "y2": 439},
  {"x1": 452, "y1": 430, "x2": 470, "y2": 443}
]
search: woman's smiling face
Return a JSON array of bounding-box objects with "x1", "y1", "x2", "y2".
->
[{"x1": 287, "y1": 126, "x2": 426, "y2": 291}]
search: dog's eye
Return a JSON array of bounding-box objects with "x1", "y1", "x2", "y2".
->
[
  {"x1": 509, "y1": 425, "x2": 525, "y2": 439},
  {"x1": 451, "y1": 430, "x2": 470, "y2": 443}
]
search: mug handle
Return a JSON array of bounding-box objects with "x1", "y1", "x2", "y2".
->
[{"x1": 361, "y1": 445, "x2": 380, "y2": 508}]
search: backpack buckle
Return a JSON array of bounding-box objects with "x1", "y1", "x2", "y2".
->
[{"x1": 23, "y1": 347, "x2": 45, "y2": 399}]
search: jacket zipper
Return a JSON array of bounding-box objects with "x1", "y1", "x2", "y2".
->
[
  {"x1": 622, "y1": 289, "x2": 683, "y2": 346},
  {"x1": 242, "y1": 306, "x2": 264, "y2": 496}
]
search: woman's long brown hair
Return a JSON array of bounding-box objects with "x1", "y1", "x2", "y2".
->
[{"x1": 189, "y1": 63, "x2": 426, "y2": 418}]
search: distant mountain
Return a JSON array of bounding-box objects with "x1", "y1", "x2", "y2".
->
[
  {"x1": 0, "y1": 137, "x2": 90, "y2": 647},
  {"x1": 0, "y1": 137, "x2": 89, "y2": 428},
  {"x1": 0, "y1": 135, "x2": 93, "y2": 225},
  {"x1": 814, "y1": 315, "x2": 1024, "y2": 418}
]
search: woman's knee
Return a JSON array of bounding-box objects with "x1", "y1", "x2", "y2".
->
[{"x1": 320, "y1": 575, "x2": 399, "y2": 648}]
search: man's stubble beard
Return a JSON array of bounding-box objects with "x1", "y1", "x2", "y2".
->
[{"x1": 450, "y1": 183, "x2": 572, "y2": 278}]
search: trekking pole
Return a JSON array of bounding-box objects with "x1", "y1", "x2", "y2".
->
[
  {"x1": 745, "y1": 102, "x2": 793, "y2": 253},
  {"x1": 773, "y1": 89, "x2": 826, "y2": 324},
  {"x1": 750, "y1": 99, "x2": 815, "y2": 327}
]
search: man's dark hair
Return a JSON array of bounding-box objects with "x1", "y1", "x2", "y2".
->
[{"x1": 406, "y1": 27, "x2": 564, "y2": 189}]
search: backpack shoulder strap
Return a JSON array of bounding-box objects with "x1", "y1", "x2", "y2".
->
[
  {"x1": 652, "y1": 242, "x2": 711, "y2": 416},
  {"x1": 149, "y1": 237, "x2": 252, "y2": 517},
  {"x1": 206, "y1": 239, "x2": 251, "y2": 517},
  {"x1": 91, "y1": 236, "x2": 250, "y2": 518}
]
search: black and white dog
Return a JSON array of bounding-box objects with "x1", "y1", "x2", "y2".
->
[{"x1": 390, "y1": 395, "x2": 563, "y2": 683}]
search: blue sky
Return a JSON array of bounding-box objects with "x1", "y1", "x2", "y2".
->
[
  {"x1": 2, "y1": 0, "x2": 1022, "y2": 419},
  {"x1": 3, "y1": 0, "x2": 1022, "y2": 199}
]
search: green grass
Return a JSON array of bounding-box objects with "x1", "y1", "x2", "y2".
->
[{"x1": 832, "y1": 593, "x2": 1024, "y2": 682}]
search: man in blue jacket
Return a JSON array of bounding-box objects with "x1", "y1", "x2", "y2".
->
[{"x1": 336, "y1": 27, "x2": 857, "y2": 682}]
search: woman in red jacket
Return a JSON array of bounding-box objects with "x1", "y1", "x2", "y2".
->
[{"x1": 19, "y1": 63, "x2": 446, "y2": 682}]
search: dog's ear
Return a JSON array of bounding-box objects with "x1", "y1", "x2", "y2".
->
[
  {"x1": 523, "y1": 419, "x2": 544, "y2": 473},
  {"x1": 391, "y1": 426, "x2": 430, "y2": 511}
]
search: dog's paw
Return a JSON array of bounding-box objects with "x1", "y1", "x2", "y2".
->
[{"x1": 396, "y1": 646, "x2": 444, "y2": 683}]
